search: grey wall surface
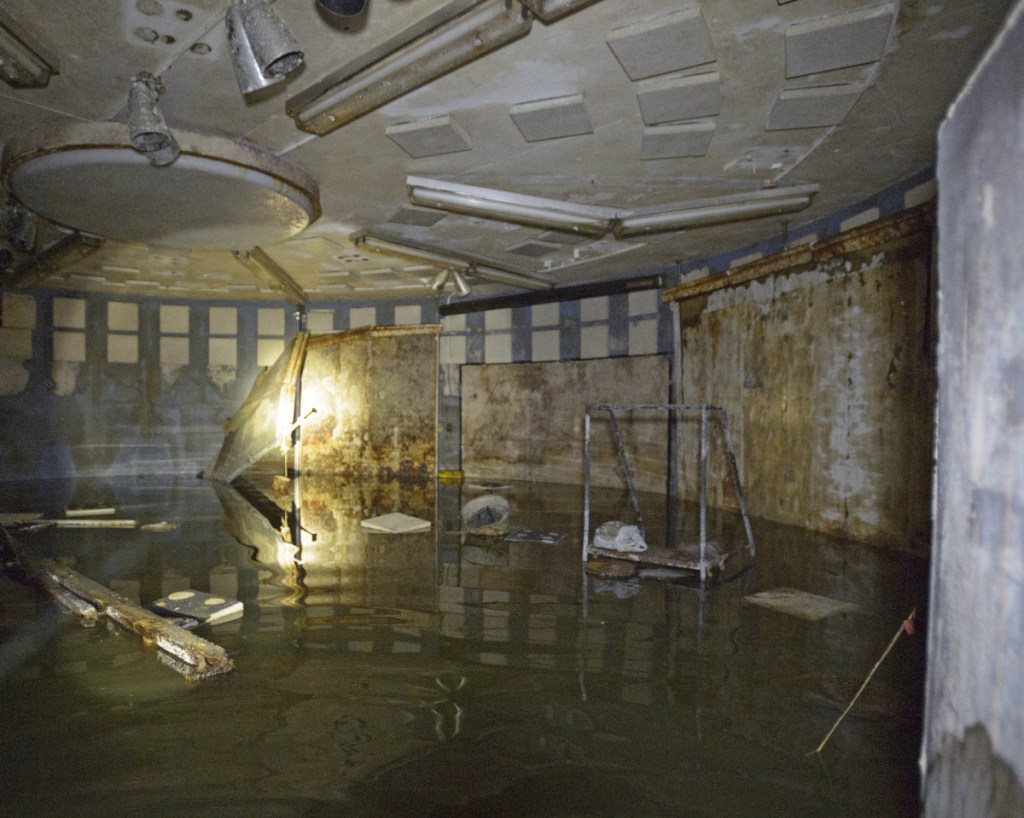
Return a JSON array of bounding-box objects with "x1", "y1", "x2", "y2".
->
[{"x1": 925, "y1": 2, "x2": 1024, "y2": 814}]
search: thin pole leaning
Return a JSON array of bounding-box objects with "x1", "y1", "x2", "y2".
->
[{"x1": 809, "y1": 608, "x2": 917, "y2": 755}]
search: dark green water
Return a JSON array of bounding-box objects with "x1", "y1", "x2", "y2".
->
[{"x1": 0, "y1": 475, "x2": 927, "y2": 817}]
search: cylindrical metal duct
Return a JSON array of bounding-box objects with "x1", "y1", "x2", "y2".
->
[{"x1": 239, "y1": 0, "x2": 303, "y2": 79}]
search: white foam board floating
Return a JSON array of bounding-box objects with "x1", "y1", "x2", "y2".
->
[
  {"x1": 361, "y1": 512, "x2": 431, "y2": 533},
  {"x1": 744, "y1": 587, "x2": 858, "y2": 621}
]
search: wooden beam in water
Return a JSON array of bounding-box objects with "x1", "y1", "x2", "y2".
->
[
  {"x1": 42, "y1": 560, "x2": 235, "y2": 680},
  {"x1": 51, "y1": 519, "x2": 137, "y2": 529},
  {"x1": 587, "y1": 544, "x2": 728, "y2": 574}
]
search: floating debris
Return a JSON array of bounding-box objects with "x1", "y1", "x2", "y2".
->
[
  {"x1": 504, "y1": 529, "x2": 564, "y2": 544},
  {"x1": 64, "y1": 507, "x2": 116, "y2": 518},
  {"x1": 0, "y1": 512, "x2": 43, "y2": 526},
  {"x1": 52, "y1": 519, "x2": 137, "y2": 529},
  {"x1": 361, "y1": 512, "x2": 431, "y2": 533},
  {"x1": 461, "y1": 494, "x2": 510, "y2": 530},
  {"x1": 593, "y1": 521, "x2": 647, "y2": 552},
  {"x1": 149, "y1": 590, "x2": 243, "y2": 625},
  {"x1": 744, "y1": 587, "x2": 859, "y2": 621},
  {"x1": 42, "y1": 560, "x2": 234, "y2": 680},
  {"x1": 585, "y1": 557, "x2": 636, "y2": 579}
]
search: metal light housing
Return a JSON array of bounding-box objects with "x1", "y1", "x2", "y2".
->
[
  {"x1": 227, "y1": 0, "x2": 304, "y2": 96},
  {"x1": 127, "y1": 72, "x2": 180, "y2": 167}
]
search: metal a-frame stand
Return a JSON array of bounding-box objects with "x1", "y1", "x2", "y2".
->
[{"x1": 582, "y1": 403, "x2": 755, "y2": 583}]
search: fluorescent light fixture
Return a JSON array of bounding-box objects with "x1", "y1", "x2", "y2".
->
[
  {"x1": 288, "y1": 0, "x2": 532, "y2": 135},
  {"x1": 227, "y1": 0, "x2": 304, "y2": 96},
  {"x1": 127, "y1": 72, "x2": 180, "y2": 167},
  {"x1": 615, "y1": 185, "x2": 819, "y2": 237},
  {"x1": 0, "y1": 8, "x2": 58, "y2": 88},
  {"x1": 407, "y1": 175, "x2": 616, "y2": 235},
  {"x1": 354, "y1": 233, "x2": 553, "y2": 291}
]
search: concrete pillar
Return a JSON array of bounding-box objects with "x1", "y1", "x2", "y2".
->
[{"x1": 925, "y1": 2, "x2": 1024, "y2": 813}]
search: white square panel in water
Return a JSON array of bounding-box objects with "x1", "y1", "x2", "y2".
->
[{"x1": 744, "y1": 587, "x2": 858, "y2": 620}]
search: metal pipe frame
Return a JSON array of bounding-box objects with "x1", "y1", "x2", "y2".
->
[{"x1": 581, "y1": 402, "x2": 756, "y2": 584}]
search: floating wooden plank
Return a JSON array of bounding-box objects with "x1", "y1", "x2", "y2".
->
[
  {"x1": 42, "y1": 560, "x2": 234, "y2": 680},
  {"x1": 64, "y1": 507, "x2": 116, "y2": 518},
  {"x1": 587, "y1": 544, "x2": 728, "y2": 573},
  {"x1": 51, "y1": 519, "x2": 137, "y2": 529},
  {"x1": 0, "y1": 512, "x2": 43, "y2": 525},
  {"x1": 744, "y1": 587, "x2": 858, "y2": 621}
]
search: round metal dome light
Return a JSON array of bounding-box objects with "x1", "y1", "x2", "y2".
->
[{"x1": 1, "y1": 122, "x2": 320, "y2": 250}]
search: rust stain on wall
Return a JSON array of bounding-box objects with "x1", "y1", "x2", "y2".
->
[
  {"x1": 680, "y1": 230, "x2": 936, "y2": 555},
  {"x1": 462, "y1": 356, "x2": 670, "y2": 491}
]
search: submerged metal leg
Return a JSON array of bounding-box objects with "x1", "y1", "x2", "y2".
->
[
  {"x1": 718, "y1": 408, "x2": 756, "y2": 558},
  {"x1": 699, "y1": 405, "x2": 708, "y2": 583},
  {"x1": 582, "y1": 408, "x2": 592, "y2": 563},
  {"x1": 608, "y1": 410, "x2": 645, "y2": 538}
]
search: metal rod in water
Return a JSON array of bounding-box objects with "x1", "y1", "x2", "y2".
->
[
  {"x1": 718, "y1": 408, "x2": 756, "y2": 558},
  {"x1": 699, "y1": 405, "x2": 708, "y2": 583},
  {"x1": 582, "y1": 408, "x2": 592, "y2": 563},
  {"x1": 607, "y1": 409, "x2": 645, "y2": 538}
]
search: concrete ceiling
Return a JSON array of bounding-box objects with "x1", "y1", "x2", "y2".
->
[{"x1": 0, "y1": 0, "x2": 1014, "y2": 302}]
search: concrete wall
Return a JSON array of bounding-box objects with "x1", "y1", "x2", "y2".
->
[
  {"x1": 676, "y1": 223, "x2": 936, "y2": 555},
  {"x1": 461, "y1": 356, "x2": 671, "y2": 490},
  {"x1": 924, "y1": 3, "x2": 1024, "y2": 814}
]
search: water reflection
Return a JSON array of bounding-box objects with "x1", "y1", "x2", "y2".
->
[{"x1": 0, "y1": 475, "x2": 926, "y2": 817}]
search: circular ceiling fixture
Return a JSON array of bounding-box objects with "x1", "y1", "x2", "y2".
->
[{"x1": 1, "y1": 122, "x2": 320, "y2": 250}]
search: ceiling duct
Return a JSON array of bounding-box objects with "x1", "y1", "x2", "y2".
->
[
  {"x1": 0, "y1": 7, "x2": 58, "y2": 88},
  {"x1": 227, "y1": 0, "x2": 304, "y2": 96},
  {"x1": 287, "y1": 0, "x2": 532, "y2": 135},
  {"x1": 127, "y1": 73, "x2": 180, "y2": 168}
]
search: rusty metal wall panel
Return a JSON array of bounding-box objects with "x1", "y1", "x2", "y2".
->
[
  {"x1": 461, "y1": 356, "x2": 670, "y2": 491},
  {"x1": 204, "y1": 332, "x2": 309, "y2": 482},
  {"x1": 298, "y1": 330, "x2": 438, "y2": 478}
]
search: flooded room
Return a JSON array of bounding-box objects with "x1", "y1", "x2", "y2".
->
[{"x1": 1, "y1": 1, "x2": 1023, "y2": 816}]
